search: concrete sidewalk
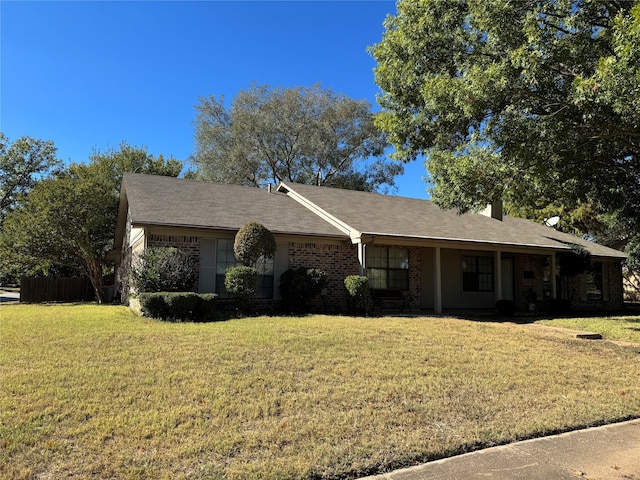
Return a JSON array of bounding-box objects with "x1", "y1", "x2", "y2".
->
[{"x1": 362, "y1": 419, "x2": 640, "y2": 480}]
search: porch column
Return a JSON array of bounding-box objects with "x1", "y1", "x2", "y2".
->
[
  {"x1": 434, "y1": 247, "x2": 442, "y2": 314},
  {"x1": 550, "y1": 252, "x2": 557, "y2": 299},
  {"x1": 496, "y1": 250, "x2": 503, "y2": 301},
  {"x1": 357, "y1": 242, "x2": 366, "y2": 276}
]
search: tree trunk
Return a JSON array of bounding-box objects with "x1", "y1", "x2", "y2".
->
[{"x1": 84, "y1": 256, "x2": 105, "y2": 304}]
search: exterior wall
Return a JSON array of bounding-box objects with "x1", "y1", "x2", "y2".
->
[
  {"x1": 439, "y1": 249, "x2": 496, "y2": 309},
  {"x1": 420, "y1": 248, "x2": 435, "y2": 308},
  {"x1": 517, "y1": 254, "x2": 547, "y2": 311},
  {"x1": 287, "y1": 240, "x2": 359, "y2": 312},
  {"x1": 119, "y1": 222, "x2": 626, "y2": 313},
  {"x1": 568, "y1": 259, "x2": 624, "y2": 311},
  {"x1": 120, "y1": 227, "x2": 355, "y2": 312},
  {"x1": 623, "y1": 267, "x2": 640, "y2": 302},
  {"x1": 607, "y1": 260, "x2": 624, "y2": 308},
  {"x1": 117, "y1": 211, "x2": 145, "y2": 302}
]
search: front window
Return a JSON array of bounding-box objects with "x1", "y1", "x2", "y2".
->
[
  {"x1": 462, "y1": 255, "x2": 494, "y2": 292},
  {"x1": 215, "y1": 238, "x2": 274, "y2": 298},
  {"x1": 366, "y1": 247, "x2": 409, "y2": 290}
]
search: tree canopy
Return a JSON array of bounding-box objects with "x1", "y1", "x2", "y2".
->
[
  {"x1": 192, "y1": 83, "x2": 403, "y2": 192},
  {"x1": 0, "y1": 143, "x2": 183, "y2": 298},
  {"x1": 0, "y1": 133, "x2": 60, "y2": 225},
  {"x1": 370, "y1": 0, "x2": 640, "y2": 248}
]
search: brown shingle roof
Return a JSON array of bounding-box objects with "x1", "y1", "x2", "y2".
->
[
  {"x1": 278, "y1": 182, "x2": 626, "y2": 258},
  {"x1": 117, "y1": 174, "x2": 625, "y2": 259},
  {"x1": 121, "y1": 174, "x2": 346, "y2": 238}
]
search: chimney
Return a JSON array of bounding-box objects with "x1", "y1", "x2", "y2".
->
[
  {"x1": 480, "y1": 200, "x2": 503, "y2": 221},
  {"x1": 267, "y1": 183, "x2": 272, "y2": 193}
]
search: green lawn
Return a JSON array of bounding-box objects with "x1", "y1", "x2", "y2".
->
[
  {"x1": 535, "y1": 315, "x2": 640, "y2": 343},
  {"x1": 1, "y1": 304, "x2": 639, "y2": 479}
]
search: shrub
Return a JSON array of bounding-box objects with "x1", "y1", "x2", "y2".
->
[
  {"x1": 138, "y1": 292, "x2": 169, "y2": 319},
  {"x1": 138, "y1": 292, "x2": 218, "y2": 322},
  {"x1": 344, "y1": 275, "x2": 370, "y2": 314},
  {"x1": 550, "y1": 298, "x2": 572, "y2": 315},
  {"x1": 279, "y1": 267, "x2": 328, "y2": 313},
  {"x1": 130, "y1": 247, "x2": 196, "y2": 293},
  {"x1": 225, "y1": 266, "x2": 259, "y2": 314},
  {"x1": 234, "y1": 222, "x2": 276, "y2": 268},
  {"x1": 496, "y1": 299, "x2": 516, "y2": 317}
]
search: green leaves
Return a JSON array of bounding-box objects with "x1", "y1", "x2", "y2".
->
[
  {"x1": 428, "y1": 146, "x2": 514, "y2": 212},
  {"x1": 0, "y1": 133, "x2": 60, "y2": 225},
  {"x1": 0, "y1": 141, "x2": 184, "y2": 300},
  {"x1": 192, "y1": 83, "x2": 401, "y2": 192},
  {"x1": 371, "y1": 0, "x2": 640, "y2": 243},
  {"x1": 130, "y1": 247, "x2": 197, "y2": 293}
]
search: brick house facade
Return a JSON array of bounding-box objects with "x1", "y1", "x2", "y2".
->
[{"x1": 114, "y1": 174, "x2": 626, "y2": 314}]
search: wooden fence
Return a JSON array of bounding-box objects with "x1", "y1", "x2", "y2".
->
[{"x1": 20, "y1": 277, "x2": 95, "y2": 303}]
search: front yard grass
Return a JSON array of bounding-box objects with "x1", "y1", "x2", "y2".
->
[
  {"x1": 1, "y1": 304, "x2": 639, "y2": 479},
  {"x1": 536, "y1": 315, "x2": 640, "y2": 343}
]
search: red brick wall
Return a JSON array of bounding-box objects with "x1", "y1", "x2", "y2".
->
[
  {"x1": 408, "y1": 247, "x2": 422, "y2": 310},
  {"x1": 606, "y1": 260, "x2": 624, "y2": 308},
  {"x1": 569, "y1": 260, "x2": 624, "y2": 311},
  {"x1": 287, "y1": 241, "x2": 359, "y2": 312}
]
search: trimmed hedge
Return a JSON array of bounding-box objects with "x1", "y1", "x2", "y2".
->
[
  {"x1": 137, "y1": 292, "x2": 218, "y2": 322},
  {"x1": 496, "y1": 299, "x2": 516, "y2": 316},
  {"x1": 224, "y1": 266, "x2": 259, "y2": 314},
  {"x1": 279, "y1": 267, "x2": 328, "y2": 313}
]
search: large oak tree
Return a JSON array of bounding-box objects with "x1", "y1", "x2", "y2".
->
[
  {"x1": 192, "y1": 83, "x2": 403, "y2": 192},
  {"x1": 370, "y1": 0, "x2": 639, "y2": 261}
]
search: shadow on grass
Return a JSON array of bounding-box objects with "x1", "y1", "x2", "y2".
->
[{"x1": 445, "y1": 307, "x2": 639, "y2": 325}]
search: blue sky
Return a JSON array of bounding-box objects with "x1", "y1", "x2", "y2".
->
[{"x1": 2, "y1": 0, "x2": 429, "y2": 199}]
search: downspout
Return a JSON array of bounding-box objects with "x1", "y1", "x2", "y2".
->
[{"x1": 357, "y1": 242, "x2": 366, "y2": 276}]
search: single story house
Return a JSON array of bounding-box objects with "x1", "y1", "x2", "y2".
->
[{"x1": 114, "y1": 173, "x2": 626, "y2": 314}]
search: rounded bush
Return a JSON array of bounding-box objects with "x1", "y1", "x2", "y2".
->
[
  {"x1": 234, "y1": 222, "x2": 276, "y2": 268},
  {"x1": 225, "y1": 265, "x2": 259, "y2": 314},
  {"x1": 279, "y1": 267, "x2": 328, "y2": 313},
  {"x1": 344, "y1": 275, "x2": 370, "y2": 314}
]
